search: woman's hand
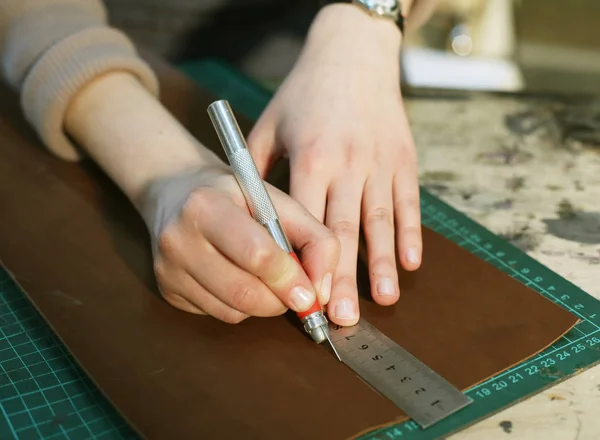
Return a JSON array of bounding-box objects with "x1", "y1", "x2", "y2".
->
[
  {"x1": 247, "y1": 4, "x2": 422, "y2": 326},
  {"x1": 140, "y1": 165, "x2": 340, "y2": 323},
  {"x1": 65, "y1": 71, "x2": 340, "y2": 325}
]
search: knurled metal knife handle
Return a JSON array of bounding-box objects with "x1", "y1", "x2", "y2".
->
[
  {"x1": 206, "y1": 101, "x2": 288, "y2": 247},
  {"x1": 207, "y1": 100, "x2": 330, "y2": 345}
]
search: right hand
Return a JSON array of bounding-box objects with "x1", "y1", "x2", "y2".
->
[{"x1": 140, "y1": 164, "x2": 341, "y2": 324}]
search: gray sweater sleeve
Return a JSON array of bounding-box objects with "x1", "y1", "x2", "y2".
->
[{"x1": 0, "y1": 0, "x2": 159, "y2": 161}]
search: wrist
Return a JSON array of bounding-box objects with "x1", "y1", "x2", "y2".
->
[
  {"x1": 65, "y1": 71, "x2": 222, "y2": 207},
  {"x1": 309, "y1": 3, "x2": 403, "y2": 55}
]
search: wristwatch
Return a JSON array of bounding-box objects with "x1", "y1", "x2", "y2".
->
[{"x1": 319, "y1": 0, "x2": 405, "y2": 33}]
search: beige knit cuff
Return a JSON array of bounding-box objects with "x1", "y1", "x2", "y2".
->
[{"x1": 21, "y1": 26, "x2": 160, "y2": 162}]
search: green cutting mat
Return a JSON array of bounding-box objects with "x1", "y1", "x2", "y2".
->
[{"x1": 2, "y1": 60, "x2": 600, "y2": 440}]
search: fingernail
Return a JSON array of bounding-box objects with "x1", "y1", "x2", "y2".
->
[
  {"x1": 290, "y1": 286, "x2": 315, "y2": 311},
  {"x1": 377, "y1": 277, "x2": 396, "y2": 296},
  {"x1": 334, "y1": 298, "x2": 357, "y2": 320},
  {"x1": 320, "y1": 273, "x2": 333, "y2": 304},
  {"x1": 407, "y1": 247, "x2": 420, "y2": 265}
]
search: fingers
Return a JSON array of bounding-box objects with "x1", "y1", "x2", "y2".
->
[
  {"x1": 175, "y1": 273, "x2": 251, "y2": 324},
  {"x1": 324, "y1": 179, "x2": 364, "y2": 326},
  {"x1": 273, "y1": 187, "x2": 340, "y2": 306},
  {"x1": 184, "y1": 244, "x2": 288, "y2": 318},
  {"x1": 288, "y1": 155, "x2": 329, "y2": 222},
  {"x1": 161, "y1": 289, "x2": 206, "y2": 315},
  {"x1": 184, "y1": 188, "x2": 318, "y2": 313},
  {"x1": 247, "y1": 115, "x2": 279, "y2": 178},
  {"x1": 362, "y1": 175, "x2": 400, "y2": 306},
  {"x1": 156, "y1": 227, "x2": 284, "y2": 319},
  {"x1": 393, "y1": 155, "x2": 422, "y2": 271},
  {"x1": 156, "y1": 262, "x2": 250, "y2": 324}
]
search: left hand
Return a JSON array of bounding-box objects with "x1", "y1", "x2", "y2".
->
[{"x1": 247, "y1": 4, "x2": 422, "y2": 326}]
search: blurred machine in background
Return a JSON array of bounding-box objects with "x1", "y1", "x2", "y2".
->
[{"x1": 402, "y1": 0, "x2": 600, "y2": 96}]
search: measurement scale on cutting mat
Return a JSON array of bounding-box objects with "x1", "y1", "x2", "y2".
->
[{"x1": 2, "y1": 60, "x2": 600, "y2": 440}]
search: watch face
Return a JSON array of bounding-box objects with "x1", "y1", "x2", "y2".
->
[
  {"x1": 360, "y1": 0, "x2": 398, "y2": 13},
  {"x1": 364, "y1": 0, "x2": 397, "y2": 10}
]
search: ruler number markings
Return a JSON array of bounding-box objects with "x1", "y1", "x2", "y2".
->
[
  {"x1": 359, "y1": 197, "x2": 598, "y2": 434},
  {"x1": 332, "y1": 325, "x2": 418, "y2": 375},
  {"x1": 355, "y1": 196, "x2": 600, "y2": 438},
  {"x1": 330, "y1": 322, "x2": 472, "y2": 428}
]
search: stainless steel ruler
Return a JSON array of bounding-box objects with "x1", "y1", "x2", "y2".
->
[{"x1": 328, "y1": 319, "x2": 472, "y2": 429}]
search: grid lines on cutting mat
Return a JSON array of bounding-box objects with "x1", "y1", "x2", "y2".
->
[
  {"x1": 3, "y1": 58, "x2": 600, "y2": 440},
  {"x1": 359, "y1": 191, "x2": 600, "y2": 440},
  {"x1": 2, "y1": 189, "x2": 599, "y2": 440},
  {"x1": 0, "y1": 275, "x2": 136, "y2": 440}
]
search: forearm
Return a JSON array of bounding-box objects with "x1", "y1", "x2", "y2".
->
[{"x1": 64, "y1": 71, "x2": 222, "y2": 207}]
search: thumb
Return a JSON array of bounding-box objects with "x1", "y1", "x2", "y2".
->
[
  {"x1": 247, "y1": 115, "x2": 281, "y2": 179},
  {"x1": 271, "y1": 188, "x2": 341, "y2": 306}
]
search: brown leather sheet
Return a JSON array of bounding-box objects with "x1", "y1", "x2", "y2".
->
[{"x1": 0, "y1": 52, "x2": 578, "y2": 440}]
